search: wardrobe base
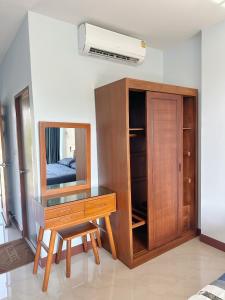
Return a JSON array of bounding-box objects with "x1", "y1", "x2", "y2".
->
[{"x1": 130, "y1": 230, "x2": 197, "y2": 269}]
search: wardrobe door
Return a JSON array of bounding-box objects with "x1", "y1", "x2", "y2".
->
[{"x1": 146, "y1": 92, "x2": 183, "y2": 249}]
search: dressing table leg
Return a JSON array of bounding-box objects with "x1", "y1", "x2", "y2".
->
[
  {"x1": 42, "y1": 230, "x2": 57, "y2": 292},
  {"x1": 90, "y1": 232, "x2": 100, "y2": 265},
  {"x1": 33, "y1": 226, "x2": 44, "y2": 274},
  {"x1": 66, "y1": 240, "x2": 71, "y2": 278},
  {"x1": 104, "y1": 215, "x2": 117, "y2": 260}
]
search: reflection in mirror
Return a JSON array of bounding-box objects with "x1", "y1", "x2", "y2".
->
[{"x1": 45, "y1": 127, "x2": 87, "y2": 189}]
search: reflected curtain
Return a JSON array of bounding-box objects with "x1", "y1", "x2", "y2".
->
[{"x1": 45, "y1": 128, "x2": 60, "y2": 164}]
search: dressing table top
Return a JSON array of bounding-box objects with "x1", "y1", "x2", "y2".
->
[{"x1": 37, "y1": 186, "x2": 114, "y2": 208}]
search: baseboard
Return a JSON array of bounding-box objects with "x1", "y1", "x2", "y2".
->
[
  {"x1": 9, "y1": 212, "x2": 23, "y2": 233},
  {"x1": 39, "y1": 241, "x2": 92, "y2": 268},
  {"x1": 200, "y1": 234, "x2": 225, "y2": 252},
  {"x1": 196, "y1": 228, "x2": 201, "y2": 236}
]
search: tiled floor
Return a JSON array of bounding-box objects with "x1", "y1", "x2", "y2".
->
[
  {"x1": 0, "y1": 213, "x2": 22, "y2": 245},
  {"x1": 0, "y1": 238, "x2": 225, "y2": 300}
]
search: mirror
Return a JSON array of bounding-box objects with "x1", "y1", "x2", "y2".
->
[{"x1": 39, "y1": 122, "x2": 91, "y2": 197}]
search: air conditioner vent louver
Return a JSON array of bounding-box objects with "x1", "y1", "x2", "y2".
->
[
  {"x1": 89, "y1": 47, "x2": 139, "y2": 63},
  {"x1": 78, "y1": 23, "x2": 146, "y2": 65}
]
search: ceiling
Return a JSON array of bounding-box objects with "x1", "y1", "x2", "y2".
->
[{"x1": 1, "y1": 0, "x2": 225, "y2": 63}]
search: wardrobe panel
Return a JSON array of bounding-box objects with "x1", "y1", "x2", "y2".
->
[
  {"x1": 183, "y1": 96, "x2": 196, "y2": 232},
  {"x1": 95, "y1": 79, "x2": 133, "y2": 266},
  {"x1": 146, "y1": 92, "x2": 183, "y2": 249},
  {"x1": 95, "y1": 78, "x2": 198, "y2": 269}
]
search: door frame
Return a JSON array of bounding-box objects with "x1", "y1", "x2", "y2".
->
[
  {"x1": 0, "y1": 106, "x2": 10, "y2": 226},
  {"x1": 14, "y1": 87, "x2": 30, "y2": 238}
]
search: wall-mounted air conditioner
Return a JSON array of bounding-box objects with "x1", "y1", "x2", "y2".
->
[{"x1": 78, "y1": 23, "x2": 146, "y2": 65}]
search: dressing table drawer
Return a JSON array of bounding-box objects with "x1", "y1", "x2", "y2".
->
[
  {"x1": 45, "y1": 202, "x2": 84, "y2": 220},
  {"x1": 84, "y1": 195, "x2": 116, "y2": 217},
  {"x1": 45, "y1": 210, "x2": 85, "y2": 228}
]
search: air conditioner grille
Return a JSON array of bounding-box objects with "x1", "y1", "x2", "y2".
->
[{"x1": 89, "y1": 47, "x2": 139, "y2": 63}]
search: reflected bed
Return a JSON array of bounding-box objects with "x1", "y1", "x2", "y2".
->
[{"x1": 47, "y1": 158, "x2": 76, "y2": 185}]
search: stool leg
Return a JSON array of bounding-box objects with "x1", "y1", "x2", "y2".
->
[
  {"x1": 55, "y1": 238, "x2": 63, "y2": 264},
  {"x1": 66, "y1": 240, "x2": 71, "y2": 278},
  {"x1": 92, "y1": 220, "x2": 102, "y2": 248},
  {"x1": 95, "y1": 230, "x2": 102, "y2": 248},
  {"x1": 33, "y1": 226, "x2": 44, "y2": 274},
  {"x1": 82, "y1": 235, "x2": 88, "y2": 252},
  {"x1": 90, "y1": 232, "x2": 100, "y2": 265}
]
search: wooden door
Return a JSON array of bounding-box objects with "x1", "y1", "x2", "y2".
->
[
  {"x1": 146, "y1": 92, "x2": 182, "y2": 249},
  {"x1": 15, "y1": 88, "x2": 35, "y2": 240},
  {"x1": 0, "y1": 107, "x2": 10, "y2": 226}
]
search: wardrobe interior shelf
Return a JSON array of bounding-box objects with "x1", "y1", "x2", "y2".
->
[
  {"x1": 132, "y1": 207, "x2": 147, "y2": 218},
  {"x1": 129, "y1": 128, "x2": 145, "y2": 131},
  {"x1": 183, "y1": 127, "x2": 192, "y2": 130},
  {"x1": 129, "y1": 128, "x2": 145, "y2": 138},
  {"x1": 129, "y1": 134, "x2": 145, "y2": 138},
  {"x1": 132, "y1": 213, "x2": 146, "y2": 229}
]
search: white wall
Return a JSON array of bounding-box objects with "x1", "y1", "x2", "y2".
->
[
  {"x1": 0, "y1": 17, "x2": 34, "y2": 229},
  {"x1": 163, "y1": 33, "x2": 202, "y2": 228},
  {"x1": 163, "y1": 33, "x2": 201, "y2": 89},
  {"x1": 201, "y1": 21, "x2": 225, "y2": 243},
  {"x1": 27, "y1": 12, "x2": 163, "y2": 254},
  {"x1": 28, "y1": 12, "x2": 164, "y2": 195}
]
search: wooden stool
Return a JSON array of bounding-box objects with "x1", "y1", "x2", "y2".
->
[{"x1": 56, "y1": 222, "x2": 100, "y2": 278}]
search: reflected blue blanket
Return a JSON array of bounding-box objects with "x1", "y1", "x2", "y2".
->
[{"x1": 47, "y1": 163, "x2": 76, "y2": 185}]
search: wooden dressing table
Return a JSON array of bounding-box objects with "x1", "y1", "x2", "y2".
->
[{"x1": 33, "y1": 186, "x2": 117, "y2": 292}]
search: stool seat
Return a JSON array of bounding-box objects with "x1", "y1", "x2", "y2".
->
[
  {"x1": 57, "y1": 222, "x2": 98, "y2": 240},
  {"x1": 56, "y1": 221, "x2": 100, "y2": 278}
]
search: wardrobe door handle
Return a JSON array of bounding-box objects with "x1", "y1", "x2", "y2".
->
[{"x1": 178, "y1": 163, "x2": 182, "y2": 172}]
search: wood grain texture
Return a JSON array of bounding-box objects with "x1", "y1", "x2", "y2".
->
[
  {"x1": 183, "y1": 96, "x2": 197, "y2": 232},
  {"x1": 95, "y1": 78, "x2": 198, "y2": 269},
  {"x1": 33, "y1": 226, "x2": 44, "y2": 274},
  {"x1": 127, "y1": 78, "x2": 198, "y2": 97},
  {"x1": 42, "y1": 230, "x2": 57, "y2": 291},
  {"x1": 90, "y1": 232, "x2": 100, "y2": 265},
  {"x1": 66, "y1": 240, "x2": 71, "y2": 277},
  {"x1": 55, "y1": 238, "x2": 63, "y2": 264},
  {"x1": 75, "y1": 128, "x2": 87, "y2": 181},
  {"x1": 132, "y1": 230, "x2": 197, "y2": 268},
  {"x1": 57, "y1": 222, "x2": 98, "y2": 240},
  {"x1": 146, "y1": 92, "x2": 183, "y2": 249},
  {"x1": 95, "y1": 79, "x2": 133, "y2": 266},
  {"x1": 40, "y1": 241, "x2": 92, "y2": 268},
  {"x1": 15, "y1": 87, "x2": 36, "y2": 240},
  {"x1": 34, "y1": 193, "x2": 116, "y2": 230},
  {"x1": 33, "y1": 191, "x2": 117, "y2": 291}
]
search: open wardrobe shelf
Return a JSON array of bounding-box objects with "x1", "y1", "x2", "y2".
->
[
  {"x1": 129, "y1": 128, "x2": 145, "y2": 131},
  {"x1": 132, "y1": 212, "x2": 146, "y2": 229}
]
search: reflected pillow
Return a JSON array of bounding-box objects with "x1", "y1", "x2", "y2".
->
[
  {"x1": 57, "y1": 158, "x2": 75, "y2": 167},
  {"x1": 70, "y1": 161, "x2": 76, "y2": 169}
]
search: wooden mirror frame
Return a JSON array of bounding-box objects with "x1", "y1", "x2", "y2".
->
[{"x1": 39, "y1": 121, "x2": 91, "y2": 197}]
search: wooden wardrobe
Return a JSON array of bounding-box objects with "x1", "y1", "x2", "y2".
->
[{"x1": 95, "y1": 78, "x2": 198, "y2": 268}]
